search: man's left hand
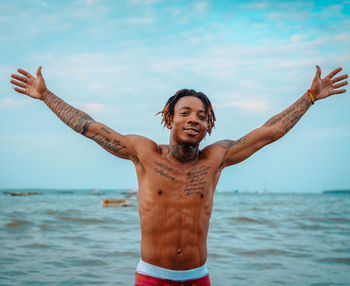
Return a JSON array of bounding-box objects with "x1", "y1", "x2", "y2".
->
[{"x1": 310, "y1": 65, "x2": 348, "y2": 101}]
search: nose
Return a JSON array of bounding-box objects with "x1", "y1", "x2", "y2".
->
[{"x1": 187, "y1": 113, "x2": 199, "y2": 125}]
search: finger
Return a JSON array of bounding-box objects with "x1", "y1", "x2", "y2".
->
[
  {"x1": 332, "y1": 74, "x2": 348, "y2": 83},
  {"x1": 327, "y1": 67, "x2": 342, "y2": 79},
  {"x1": 333, "y1": 81, "x2": 348, "y2": 89},
  {"x1": 36, "y1": 66, "x2": 42, "y2": 78},
  {"x1": 331, "y1": 89, "x2": 346, "y2": 95},
  {"x1": 13, "y1": 87, "x2": 28, "y2": 95},
  {"x1": 11, "y1": 74, "x2": 28, "y2": 83},
  {"x1": 316, "y1": 65, "x2": 321, "y2": 78},
  {"x1": 10, "y1": 79, "x2": 27, "y2": 89},
  {"x1": 17, "y1": 68, "x2": 33, "y2": 79}
]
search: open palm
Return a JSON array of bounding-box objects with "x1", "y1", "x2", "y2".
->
[
  {"x1": 11, "y1": 66, "x2": 48, "y2": 100},
  {"x1": 310, "y1": 65, "x2": 348, "y2": 101}
]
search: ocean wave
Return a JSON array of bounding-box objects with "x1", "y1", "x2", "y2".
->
[
  {"x1": 319, "y1": 257, "x2": 350, "y2": 265},
  {"x1": 5, "y1": 219, "x2": 33, "y2": 228}
]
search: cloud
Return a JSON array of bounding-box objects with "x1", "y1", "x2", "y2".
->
[
  {"x1": 75, "y1": 102, "x2": 116, "y2": 116},
  {"x1": 129, "y1": 0, "x2": 160, "y2": 5},
  {"x1": 216, "y1": 98, "x2": 272, "y2": 114},
  {"x1": 193, "y1": 1, "x2": 208, "y2": 13},
  {"x1": 127, "y1": 16, "x2": 155, "y2": 24},
  {"x1": 0, "y1": 97, "x2": 29, "y2": 109}
]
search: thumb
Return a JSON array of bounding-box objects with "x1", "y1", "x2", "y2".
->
[
  {"x1": 36, "y1": 66, "x2": 43, "y2": 78},
  {"x1": 315, "y1": 65, "x2": 321, "y2": 78}
]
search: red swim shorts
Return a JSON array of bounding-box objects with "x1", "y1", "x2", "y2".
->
[{"x1": 134, "y1": 272, "x2": 211, "y2": 286}]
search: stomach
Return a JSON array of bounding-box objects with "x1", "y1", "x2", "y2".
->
[{"x1": 138, "y1": 203, "x2": 210, "y2": 270}]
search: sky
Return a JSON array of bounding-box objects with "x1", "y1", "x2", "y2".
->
[{"x1": 1, "y1": 0, "x2": 349, "y2": 193}]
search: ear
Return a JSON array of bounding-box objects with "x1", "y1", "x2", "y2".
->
[
  {"x1": 166, "y1": 117, "x2": 173, "y2": 129},
  {"x1": 166, "y1": 121, "x2": 173, "y2": 129}
]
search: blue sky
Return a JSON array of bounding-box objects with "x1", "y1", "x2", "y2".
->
[{"x1": 1, "y1": 0, "x2": 349, "y2": 192}]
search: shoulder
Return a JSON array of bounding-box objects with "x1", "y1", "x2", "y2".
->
[
  {"x1": 200, "y1": 138, "x2": 249, "y2": 169},
  {"x1": 201, "y1": 140, "x2": 238, "y2": 154},
  {"x1": 199, "y1": 142, "x2": 227, "y2": 169},
  {"x1": 125, "y1": 134, "x2": 162, "y2": 159}
]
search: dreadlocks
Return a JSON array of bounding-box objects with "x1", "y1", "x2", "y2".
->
[{"x1": 158, "y1": 89, "x2": 216, "y2": 135}]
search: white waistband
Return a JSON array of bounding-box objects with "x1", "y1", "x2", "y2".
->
[{"x1": 136, "y1": 259, "x2": 208, "y2": 281}]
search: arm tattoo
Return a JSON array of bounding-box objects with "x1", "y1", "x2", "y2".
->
[
  {"x1": 215, "y1": 137, "x2": 247, "y2": 150},
  {"x1": 43, "y1": 91, "x2": 95, "y2": 135},
  {"x1": 265, "y1": 93, "x2": 310, "y2": 135},
  {"x1": 43, "y1": 92, "x2": 127, "y2": 155},
  {"x1": 90, "y1": 133, "x2": 126, "y2": 153}
]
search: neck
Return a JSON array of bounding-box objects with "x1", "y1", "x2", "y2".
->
[{"x1": 169, "y1": 141, "x2": 199, "y2": 163}]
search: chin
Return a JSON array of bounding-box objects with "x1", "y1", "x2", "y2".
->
[{"x1": 181, "y1": 135, "x2": 204, "y2": 145}]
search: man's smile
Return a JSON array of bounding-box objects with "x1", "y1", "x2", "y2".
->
[{"x1": 183, "y1": 127, "x2": 200, "y2": 135}]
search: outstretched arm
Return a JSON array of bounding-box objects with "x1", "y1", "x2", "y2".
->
[
  {"x1": 10, "y1": 67, "x2": 138, "y2": 161},
  {"x1": 214, "y1": 66, "x2": 348, "y2": 167}
]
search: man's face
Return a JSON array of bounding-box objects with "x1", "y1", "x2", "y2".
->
[{"x1": 169, "y1": 96, "x2": 208, "y2": 144}]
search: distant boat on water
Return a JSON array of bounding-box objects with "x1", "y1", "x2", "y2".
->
[
  {"x1": 90, "y1": 188, "x2": 105, "y2": 195},
  {"x1": 57, "y1": 191, "x2": 74, "y2": 194},
  {"x1": 100, "y1": 198, "x2": 134, "y2": 207},
  {"x1": 3, "y1": 191, "x2": 41, "y2": 196},
  {"x1": 323, "y1": 190, "x2": 350, "y2": 194}
]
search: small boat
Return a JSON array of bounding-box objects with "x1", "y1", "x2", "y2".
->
[
  {"x1": 27, "y1": 192, "x2": 41, "y2": 195},
  {"x1": 90, "y1": 188, "x2": 105, "y2": 196},
  {"x1": 4, "y1": 191, "x2": 41, "y2": 196},
  {"x1": 121, "y1": 189, "x2": 138, "y2": 198},
  {"x1": 11, "y1": 192, "x2": 28, "y2": 196},
  {"x1": 101, "y1": 198, "x2": 134, "y2": 207},
  {"x1": 57, "y1": 191, "x2": 74, "y2": 194}
]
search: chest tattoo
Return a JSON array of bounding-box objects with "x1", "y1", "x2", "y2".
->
[
  {"x1": 184, "y1": 165, "x2": 211, "y2": 196},
  {"x1": 153, "y1": 161, "x2": 175, "y2": 181}
]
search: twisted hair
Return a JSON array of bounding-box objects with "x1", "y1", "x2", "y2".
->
[{"x1": 158, "y1": 89, "x2": 216, "y2": 135}]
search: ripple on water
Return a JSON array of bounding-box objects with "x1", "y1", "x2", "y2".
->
[
  {"x1": 6, "y1": 211, "x2": 26, "y2": 218},
  {"x1": 226, "y1": 216, "x2": 273, "y2": 225},
  {"x1": 239, "y1": 248, "x2": 291, "y2": 257},
  {"x1": 295, "y1": 223, "x2": 328, "y2": 230},
  {"x1": 319, "y1": 257, "x2": 350, "y2": 265},
  {"x1": 58, "y1": 216, "x2": 109, "y2": 224},
  {"x1": 23, "y1": 243, "x2": 49, "y2": 248},
  {"x1": 37, "y1": 223, "x2": 58, "y2": 231},
  {"x1": 307, "y1": 217, "x2": 350, "y2": 223},
  {"x1": 69, "y1": 259, "x2": 108, "y2": 267},
  {"x1": 44, "y1": 209, "x2": 82, "y2": 216},
  {"x1": 5, "y1": 219, "x2": 33, "y2": 228},
  {"x1": 247, "y1": 262, "x2": 284, "y2": 270}
]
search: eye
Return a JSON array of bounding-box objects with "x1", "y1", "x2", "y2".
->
[
  {"x1": 198, "y1": 115, "x2": 206, "y2": 120},
  {"x1": 180, "y1": 112, "x2": 189, "y2": 116}
]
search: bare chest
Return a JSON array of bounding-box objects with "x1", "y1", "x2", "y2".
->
[{"x1": 137, "y1": 157, "x2": 219, "y2": 206}]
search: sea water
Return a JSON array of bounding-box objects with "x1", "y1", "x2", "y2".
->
[{"x1": 0, "y1": 190, "x2": 349, "y2": 286}]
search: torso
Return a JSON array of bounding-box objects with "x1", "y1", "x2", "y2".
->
[{"x1": 133, "y1": 142, "x2": 224, "y2": 270}]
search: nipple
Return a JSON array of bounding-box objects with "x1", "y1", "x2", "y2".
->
[
  {"x1": 157, "y1": 189, "x2": 162, "y2": 195},
  {"x1": 176, "y1": 248, "x2": 182, "y2": 255}
]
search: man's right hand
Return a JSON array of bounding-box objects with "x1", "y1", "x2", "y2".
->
[{"x1": 11, "y1": 66, "x2": 48, "y2": 100}]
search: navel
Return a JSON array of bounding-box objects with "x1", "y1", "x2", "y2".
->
[
  {"x1": 157, "y1": 189, "x2": 162, "y2": 195},
  {"x1": 176, "y1": 248, "x2": 182, "y2": 255},
  {"x1": 200, "y1": 193, "x2": 204, "y2": 198}
]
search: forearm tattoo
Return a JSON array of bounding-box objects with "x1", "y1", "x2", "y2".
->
[
  {"x1": 43, "y1": 91, "x2": 95, "y2": 135},
  {"x1": 265, "y1": 93, "x2": 310, "y2": 135},
  {"x1": 43, "y1": 92, "x2": 127, "y2": 155}
]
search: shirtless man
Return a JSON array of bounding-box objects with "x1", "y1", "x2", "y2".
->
[{"x1": 10, "y1": 66, "x2": 348, "y2": 285}]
